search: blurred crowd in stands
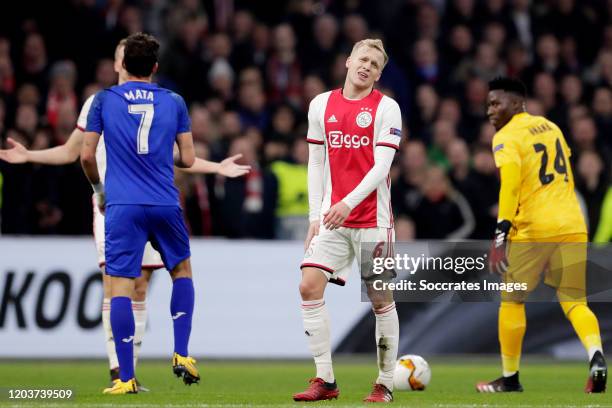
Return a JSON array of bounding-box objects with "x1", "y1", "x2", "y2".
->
[{"x1": 0, "y1": 0, "x2": 611, "y2": 242}]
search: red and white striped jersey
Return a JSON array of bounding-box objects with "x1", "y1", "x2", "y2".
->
[{"x1": 306, "y1": 88, "x2": 402, "y2": 228}]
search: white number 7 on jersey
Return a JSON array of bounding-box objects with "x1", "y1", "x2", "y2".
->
[{"x1": 128, "y1": 104, "x2": 154, "y2": 154}]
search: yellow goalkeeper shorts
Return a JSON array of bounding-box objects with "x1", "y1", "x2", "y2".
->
[{"x1": 501, "y1": 233, "x2": 587, "y2": 302}]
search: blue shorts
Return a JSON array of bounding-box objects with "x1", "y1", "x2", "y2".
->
[{"x1": 105, "y1": 205, "x2": 191, "y2": 278}]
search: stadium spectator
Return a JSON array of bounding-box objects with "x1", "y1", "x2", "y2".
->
[
  {"x1": 190, "y1": 104, "x2": 216, "y2": 144},
  {"x1": 482, "y1": 21, "x2": 507, "y2": 54},
  {"x1": 445, "y1": 24, "x2": 474, "y2": 71},
  {"x1": 158, "y1": 13, "x2": 209, "y2": 104},
  {"x1": 428, "y1": 119, "x2": 457, "y2": 169},
  {"x1": 46, "y1": 61, "x2": 78, "y2": 130},
  {"x1": 218, "y1": 136, "x2": 277, "y2": 239},
  {"x1": 592, "y1": 86, "x2": 612, "y2": 149},
  {"x1": 461, "y1": 76, "x2": 488, "y2": 137},
  {"x1": 229, "y1": 10, "x2": 256, "y2": 73},
  {"x1": 412, "y1": 166, "x2": 475, "y2": 239},
  {"x1": 270, "y1": 138, "x2": 308, "y2": 240},
  {"x1": 304, "y1": 14, "x2": 340, "y2": 83},
  {"x1": 410, "y1": 38, "x2": 448, "y2": 93},
  {"x1": 179, "y1": 142, "x2": 214, "y2": 236},
  {"x1": 392, "y1": 140, "x2": 428, "y2": 221},
  {"x1": 17, "y1": 33, "x2": 48, "y2": 97},
  {"x1": 453, "y1": 42, "x2": 505, "y2": 84},
  {"x1": 569, "y1": 116, "x2": 606, "y2": 161},
  {"x1": 447, "y1": 140, "x2": 498, "y2": 238},
  {"x1": 411, "y1": 84, "x2": 439, "y2": 141},
  {"x1": 95, "y1": 59, "x2": 118, "y2": 89},
  {"x1": 505, "y1": 42, "x2": 530, "y2": 81},
  {"x1": 237, "y1": 82, "x2": 268, "y2": 131},
  {"x1": 14, "y1": 104, "x2": 38, "y2": 139},
  {"x1": 469, "y1": 144, "x2": 499, "y2": 238},
  {"x1": 508, "y1": 0, "x2": 535, "y2": 52},
  {"x1": 266, "y1": 23, "x2": 301, "y2": 106},
  {"x1": 0, "y1": 53, "x2": 15, "y2": 96},
  {"x1": 575, "y1": 150, "x2": 609, "y2": 238}
]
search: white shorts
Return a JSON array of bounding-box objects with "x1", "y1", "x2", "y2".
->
[
  {"x1": 93, "y1": 202, "x2": 164, "y2": 269},
  {"x1": 301, "y1": 225, "x2": 395, "y2": 285}
]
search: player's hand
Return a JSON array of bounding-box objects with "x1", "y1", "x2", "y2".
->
[
  {"x1": 94, "y1": 192, "x2": 106, "y2": 214},
  {"x1": 489, "y1": 220, "x2": 511, "y2": 275},
  {"x1": 304, "y1": 220, "x2": 320, "y2": 251},
  {"x1": 0, "y1": 137, "x2": 29, "y2": 163},
  {"x1": 323, "y1": 201, "x2": 351, "y2": 230},
  {"x1": 218, "y1": 154, "x2": 251, "y2": 178}
]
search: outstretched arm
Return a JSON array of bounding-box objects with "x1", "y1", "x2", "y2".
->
[
  {"x1": 0, "y1": 128, "x2": 84, "y2": 165},
  {"x1": 177, "y1": 154, "x2": 251, "y2": 177}
]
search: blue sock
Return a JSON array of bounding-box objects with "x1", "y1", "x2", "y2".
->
[
  {"x1": 110, "y1": 296, "x2": 135, "y2": 382},
  {"x1": 170, "y1": 277, "x2": 194, "y2": 356}
]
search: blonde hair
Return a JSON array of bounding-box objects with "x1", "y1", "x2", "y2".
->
[{"x1": 350, "y1": 39, "x2": 388, "y2": 68}]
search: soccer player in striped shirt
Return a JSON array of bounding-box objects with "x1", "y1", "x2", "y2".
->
[{"x1": 294, "y1": 39, "x2": 402, "y2": 403}]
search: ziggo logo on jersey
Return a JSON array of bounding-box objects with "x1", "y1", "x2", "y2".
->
[{"x1": 327, "y1": 131, "x2": 370, "y2": 148}]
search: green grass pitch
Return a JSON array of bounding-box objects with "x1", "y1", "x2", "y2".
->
[{"x1": 0, "y1": 357, "x2": 610, "y2": 407}]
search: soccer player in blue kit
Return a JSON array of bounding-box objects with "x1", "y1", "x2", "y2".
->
[{"x1": 81, "y1": 32, "x2": 199, "y2": 394}]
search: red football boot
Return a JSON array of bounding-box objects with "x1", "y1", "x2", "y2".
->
[
  {"x1": 363, "y1": 383, "x2": 393, "y2": 403},
  {"x1": 293, "y1": 378, "x2": 339, "y2": 401}
]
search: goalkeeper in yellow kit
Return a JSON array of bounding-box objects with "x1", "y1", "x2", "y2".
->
[{"x1": 476, "y1": 77, "x2": 607, "y2": 393}]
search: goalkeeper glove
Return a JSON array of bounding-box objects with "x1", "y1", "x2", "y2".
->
[{"x1": 489, "y1": 220, "x2": 511, "y2": 275}]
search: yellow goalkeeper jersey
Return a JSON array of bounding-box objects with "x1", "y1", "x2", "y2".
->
[{"x1": 492, "y1": 112, "x2": 587, "y2": 241}]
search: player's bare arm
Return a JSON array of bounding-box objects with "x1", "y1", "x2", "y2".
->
[
  {"x1": 80, "y1": 131, "x2": 104, "y2": 212},
  {"x1": 174, "y1": 132, "x2": 195, "y2": 168},
  {"x1": 0, "y1": 128, "x2": 84, "y2": 164},
  {"x1": 0, "y1": 124, "x2": 249, "y2": 179},
  {"x1": 178, "y1": 153, "x2": 251, "y2": 177}
]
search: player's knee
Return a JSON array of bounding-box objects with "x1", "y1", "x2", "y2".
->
[
  {"x1": 299, "y1": 280, "x2": 323, "y2": 300},
  {"x1": 298, "y1": 280, "x2": 315, "y2": 299},
  {"x1": 132, "y1": 283, "x2": 147, "y2": 301},
  {"x1": 111, "y1": 276, "x2": 136, "y2": 298},
  {"x1": 170, "y1": 258, "x2": 192, "y2": 280},
  {"x1": 299, "y1": 267, "x2": 327, "y2": 300},
  {"x1": 101, "y1": 267, "x2": 112, "y2": 299},
  {"x1": 132, "y1": 268, "x2": 153, "y2": 301}
]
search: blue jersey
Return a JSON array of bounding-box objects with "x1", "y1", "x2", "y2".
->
[{"x1": 86, "y1": 81, "x2": 191, "y2": 206}]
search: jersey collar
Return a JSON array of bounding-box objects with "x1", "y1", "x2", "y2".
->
[{"x1": 500, "y1": 111, "x2": 529, "y2": 132}]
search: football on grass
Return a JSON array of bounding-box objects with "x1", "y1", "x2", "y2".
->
[{"x1": 393, "y1": 354, "x2": 431, "y2": 391}]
